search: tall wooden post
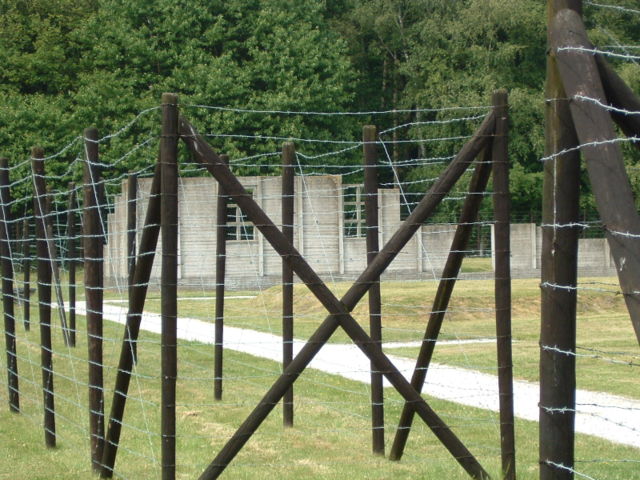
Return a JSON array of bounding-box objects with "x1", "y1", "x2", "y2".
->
[
  {"x1": 100, "y1": 163, "x2": 163, "y2": 478},
  {"x1": 67, "y1": 183, "x2": 77, "y2": 347},
  {"x1": 126, "y1": 174, "x2": 138, "y2": 362},
  {"x1": 42, "y1": 185, "x2": 71, "y2": 347},
  {"x1": 22, "y1": 216, "x2": 31, "y2": 331},
  {"x1": 161, "y1": 92, "x2": 179, "y2": 480},
  {"x1": 84, "y1": 127, "x2": 105, "y2": 470},
  {"x1": 281, "y1": 143, "x2": 295, "y2": 426},
  {"x1": 541, "y1": 2, "x2": 582, "y2": 479},
  {"x1": 492, "y1": 89, "x2": 516, "y2": 480},
  {"x1": 32, "y1": 147, "x2": 56, "y2": 447},
  {"x1": 363, "y1": 125, "x2": 384, "y2": 455},
  {"x1": 0, "y1": 158, "x2": 19, "y2": 412},
  {"x1": 214, "y1": 155, "x2": 229, "y2": 401}
]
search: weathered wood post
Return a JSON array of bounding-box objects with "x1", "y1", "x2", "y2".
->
[
  {"x1": 66, "y1": 183, "x2": 77, "y2": 347},
  {"x1": 46, "y1": 209, "x2": 71, "y2": 346},
  {"x1": 32, "y1": 147, "x2": 56, "y2": 447},
  {"x1": 281, "y1": 142, "x2": 295, "y2": 426},
  {"x1": 540, "y1": 1, "x2": 583, "y2": 479},
  {"x1": 22, "y1": 216, "x2": 31, "y2": 331},
  {"x1": 100, "y1": 162, "x2": 163, "y2": 478},
  {"x1": 492, "y1": 89, "x2": 516, "y2": 480},
  {"x1": 363, "y1": 125, "x2": 384, "y2": 455},
  {"x1": 161, "y1": 92, "x2": 179, "y2": 480},
  {"x1": 0, "y1": 158, "x2": 19, "y2": 413},
  {"x1": 126, "y1": 173, "x2": 138, "y2": 362},
  {"x1": 214, "y1": 155, "x2": 229, "y2": 401},
  {"x1": 389, "y1": 147, "x2": 493, "y2": 462},
  {"x1": 83, "y1": 127, "x2": 105, "y2": 470}
]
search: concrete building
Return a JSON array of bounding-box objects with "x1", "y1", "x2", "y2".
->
[
  {"x1": 104, "y1": 176, "x2": 617, "y2": 289},
  {"x1": 105, "y1": 175, "x2": 459, "y2": 289}
]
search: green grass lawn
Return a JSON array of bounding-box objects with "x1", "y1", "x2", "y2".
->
[{"x1": 0, "y1": 275, "x2": 638, "y2": 479}]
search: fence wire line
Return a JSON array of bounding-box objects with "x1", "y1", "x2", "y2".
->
[{"x1": 0, "y1": 91, "x2": 637, "y2": 479}]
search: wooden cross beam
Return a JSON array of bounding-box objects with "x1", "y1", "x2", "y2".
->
[{"x1": 179, "y1": 112, "x2": 496, "y2": 480}]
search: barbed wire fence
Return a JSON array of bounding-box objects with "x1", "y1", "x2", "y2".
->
[
  {"x1": 0, "y1": 87, "x2": 522, "y2": 480},
  {"x1": 0, "y1": 1, "x2": 639, "y2": 479}
]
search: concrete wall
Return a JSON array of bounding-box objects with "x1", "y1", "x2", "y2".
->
[
  {"x1": 490, "y1": 223, "x2": 616, "y2": 276},
  {"x1": 105, "y1": 175, "x2": 618, "y2": 287},
  {"x1": 105, "y1": 174, "x2": 461, "y2": 286}
]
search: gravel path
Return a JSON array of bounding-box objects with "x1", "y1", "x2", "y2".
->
[{"x1": 84, "y1": 301, "x2": 640, "y2": 449}]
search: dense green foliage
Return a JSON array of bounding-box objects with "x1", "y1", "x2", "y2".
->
[{"x1": 1, "y1": 0, "x2": 639, "y2": 220}]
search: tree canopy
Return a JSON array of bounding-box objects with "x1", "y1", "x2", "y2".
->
[{"x1": 0, "y1": 0, "x2": 639, "y2": 221}]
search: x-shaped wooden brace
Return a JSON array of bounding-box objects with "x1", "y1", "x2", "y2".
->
[{"x1": 178, "y1": 111, "x2": 496, "y2": 480}]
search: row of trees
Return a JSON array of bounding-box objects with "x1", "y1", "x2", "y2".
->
[{"x1": 1, "y1": 0, "x2": 639, "y2": 220}]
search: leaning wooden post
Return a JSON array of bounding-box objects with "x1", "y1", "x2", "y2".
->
[
  {"x1": 32, "y1": 147, "x2": 56, "y2": 447},
  {"x1": 0, "y1": 158, "x2": 19, "y2": 412},
  {"x1": 100, "y1": 162, "x2": 163, "y2": 478},
  {"x1": 66, "y1": 183, "x2": 77, "y2": 347},
  {"x1": 214, "y1": 155, "x2": 229, "y2": 401},
  {"x1": 492, "y1": 89, "x2": 516, "y2": 480},
  {"x1": 389, "y1": 148, "x2": 494, "y2": 462},
  {"x1": 83, "y1": 127, "x2": 105, "y2": 470},
  {"x1": 540, "y1": 2, "x2": 583, "y2": 479},
  {"x1": 46, "y1": 213, "x2": 71, "y2": 346},
  {"x1": 22, "y1": 216, "x2": 31, "y2": 331},
  {"x1": 126, "y1": 173, "x2": 138, "y2": 362},
  {"x1": 161, "y1": 92, "x2": 179, "y2": 480},
  {"x1": 363, "y1": 125, "x2": 384, "y2": 455},
  {"x1": 281, "y1": 143, "x2": 295, "y2": 426}
]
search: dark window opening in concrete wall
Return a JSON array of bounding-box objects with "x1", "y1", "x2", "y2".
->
[
  {"x1": 344, "y1": 185, "x2": 365, "y2": 238},
  {"x1": 226, "y1": 187, "x2": 255, "y2": 241}
]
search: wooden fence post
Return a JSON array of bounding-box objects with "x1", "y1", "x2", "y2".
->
[
  {"x1": 540, "y1": 2, "x2": 583, "y2": 479},
  {"x1": 22, "y1": 216, "x2": 31, "y2": 331},
  {"x1": 32, "y1": 147, "x2": 56, "y2": 447},
  {"x1": 0, "y1": 157, "x2": 19, "y2": 413},
  {"x1": 161, "y1": 92, "x2": 179, "y2": 480},
  {"x1": 45, "y1": 213, "x2": 71, "y2": 346},
  {"x1": 363, "y1": 125, "x2": 384, "y2": 455},
  {"x1": 492, "y1": 89, "x2": 516, "y2": 480},
  {"x1": 67, "y1": 183, "x2": 77, "y2": 347},
  {"x1": 281, "y1": 143, "x2": 295, "y2": 426},
  {"x1": 214, "y1": 155, "x2": 229, "y2": 401},
  {"x1": 126, "y1": 173, "x2": 138, "y2": 362},
  {"x1": 83, "y1": 127, "x2": 105, "y2": 470}
]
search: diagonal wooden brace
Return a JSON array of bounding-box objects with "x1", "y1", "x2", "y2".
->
[
  {"x1": 179, "y1": 112, "x2": 495, "y2": 480},
  {"x1": 552, "y1": 8, "x2": 640, "y2": 345},
  {"x1": 390, "y1": 146, "x2": 494, "y2": 461}
]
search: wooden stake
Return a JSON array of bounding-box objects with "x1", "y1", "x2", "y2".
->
[
  {"x1": 363, "y1": 125, "x2": 384, "y2": 455},
  {"x1": 553, "y1": 8, "x2": 640, "y2": 345},
  {"x1": 100, "y1": 162, "x2": 162, "y2": 478},
  {"x1": 214, "y1": 155, "x2": 228, "y2": 401},
  {"x1": 0, "y1": 158, "x2": 19, "y2": 412},
  {"x1": 66, "y1": 183, "x2": 77, "y2": 347},
  {"x1": 32, "y1": 147, "x2": 56, "y2": 448},
  {"x1": 281, "y1": 143, "x2": 295, "y2": 426},
  {"x1": 540, "y1": 2, "x2": 583, "y2": 479},
  {"x1": 22, "y1": 216, "x2": 31, "y2": 331},
  {"x1": 83, "y1": 127, "x2": 105, "y2": 470},
  {"x1": 126, "y1": 174, "x2": 138, "y2": 363},
  {"x1": 160, "y1": 92, "x2": 179, "y2": 480},
  {"x1": 492, "y1": 89, "x2": 516, "y2": 480}
]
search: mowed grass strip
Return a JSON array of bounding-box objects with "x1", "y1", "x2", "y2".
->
[{"x1": 0, "y1": 294, "x2": 639, "y2": 479}]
